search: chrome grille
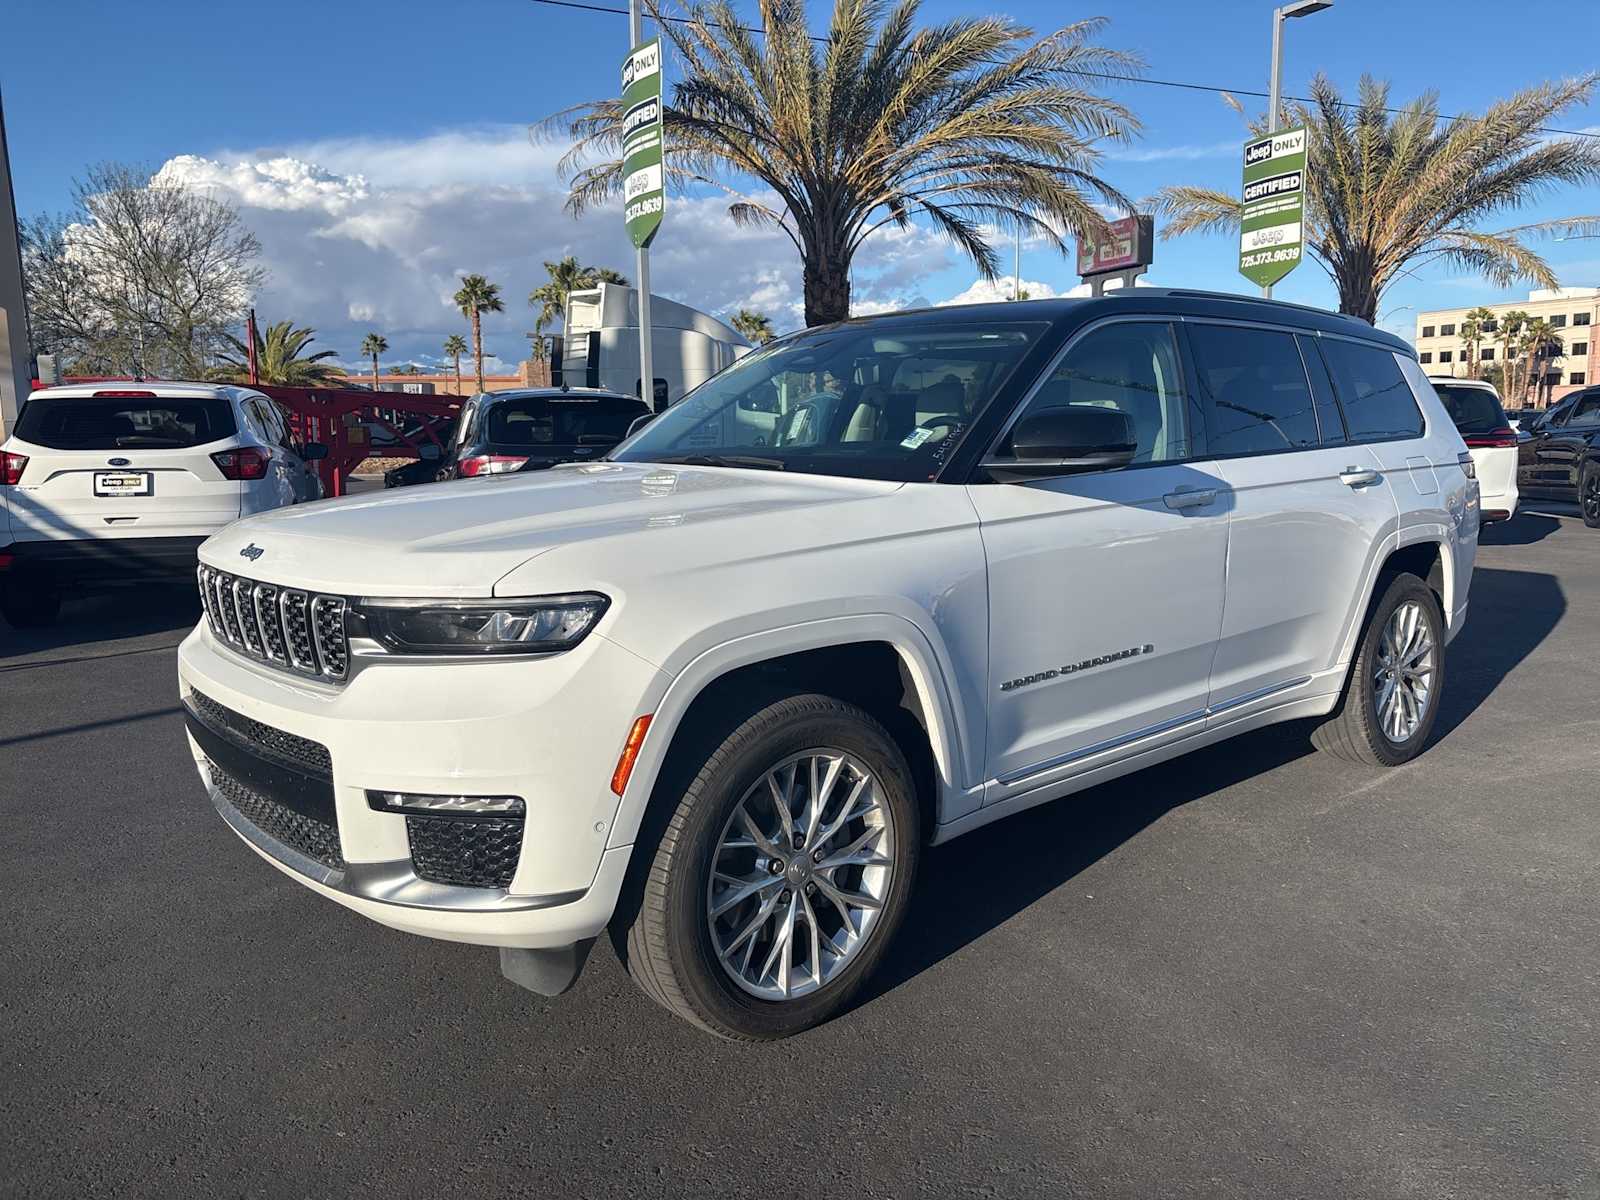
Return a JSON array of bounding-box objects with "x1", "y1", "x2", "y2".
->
[{"x1": 197, "y1": 565, "x2": 349, "y2": 683}]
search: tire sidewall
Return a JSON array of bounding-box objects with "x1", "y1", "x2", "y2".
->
[
  {"x1": 1356, "y1": 574, "x2": 1445, "y2": 765},
  {"x1": 1581, "y1": 465, "x2": 1600, "y2": 528},
  {"x1": 660, "y1": 701, "x2": 920, "y2": 1038}
]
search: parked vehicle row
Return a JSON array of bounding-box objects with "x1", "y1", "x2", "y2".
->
[
  {"x1": 0, "y1": 383, "x2": 326, "y2": 626},
  {"x1": 176, "y1": 289, "x2": 1479, "y2": 1039}
]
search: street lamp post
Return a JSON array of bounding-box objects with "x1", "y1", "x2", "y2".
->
[{"x1": 1263, "y1": 0, "x2": 1332, "y2": 299}]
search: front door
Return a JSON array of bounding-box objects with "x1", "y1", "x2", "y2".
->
[
  {"x1": 972, "y1": 320, "x2": 1229, "y2": 801},
  {"x1": 1520, "y1": 393, "x2": 1600, "y2": 497}
]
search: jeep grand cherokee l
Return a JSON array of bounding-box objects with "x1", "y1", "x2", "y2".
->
[{"x1": 176, "y1": 290, "x2": 1478, "y2": 1039}]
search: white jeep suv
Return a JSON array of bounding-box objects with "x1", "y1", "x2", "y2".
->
[
  {"x1": 1, "y1": 382, "x2": 324, "y2": 626},
  {"x1": 176, "y1": 292, "x2": 1478, "y2": 1039}
]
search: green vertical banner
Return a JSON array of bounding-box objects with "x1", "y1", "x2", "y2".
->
[
  {"x1": 621, "y1": 37, "x2": 664, "y2": 249},
  {"x1": 1238, "y1": 125, "x2": 1306, "y2": 288}
]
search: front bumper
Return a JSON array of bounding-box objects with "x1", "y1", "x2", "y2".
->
[{"x1": 177, "y1": 618, "x2": 666, "y2": 949}]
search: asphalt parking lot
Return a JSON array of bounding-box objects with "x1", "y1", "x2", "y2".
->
[{"x1": 2, "y1": 503, "x2": 1597, "y2": 1199}]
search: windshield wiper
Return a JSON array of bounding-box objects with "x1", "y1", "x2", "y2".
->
[{"x1": 646, "y1": 453, "x2": 788, "y2": 471}]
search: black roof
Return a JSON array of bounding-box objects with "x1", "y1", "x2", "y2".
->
[{"x1": 821, "y1": 288, "x2": 1412, "y2": 356}]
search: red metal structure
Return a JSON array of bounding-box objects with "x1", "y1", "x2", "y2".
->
[{"x1": 34, "y1": 376, "x2": 466, "y2": 497}]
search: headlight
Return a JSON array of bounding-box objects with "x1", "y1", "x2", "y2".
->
[{"x1": 350, "y1": 593, "x2": 609, "y2": 656}]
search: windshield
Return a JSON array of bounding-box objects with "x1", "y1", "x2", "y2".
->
[
  {"x1": 611, "y1": 321, "x2": 1048, "y2": 480},
  {"x1": 1432, "y1": 384, "x2": 1508, "y2": 435},
  {"x1": 14, "y1": 395, "x2": 237, "y2": 449}
]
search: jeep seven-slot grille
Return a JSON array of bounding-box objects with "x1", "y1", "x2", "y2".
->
[{"x1": 198, "y1": 565, "x2": 349, "y2": 681}]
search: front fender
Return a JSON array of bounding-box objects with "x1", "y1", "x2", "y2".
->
[{"x1": 603, "y1": 612, "x2": 983, "y2": 852}]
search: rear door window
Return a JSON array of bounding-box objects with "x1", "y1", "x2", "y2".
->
[
  {"x1": 1319, "y1": 340, "x2": 1424, "y2": 442},
  {"x1": 1431, "y1": 384, "x2": 1508, "y2": 436},
  {"x1": 484, "y1": 395, "x2": 645, "y2": 446},
  {"x1": 1187, "y1": 323, "x2": 1319, "y2": 456},
  {"x1": 13, "y1": 395, "x2": 238, "y2": 449}
]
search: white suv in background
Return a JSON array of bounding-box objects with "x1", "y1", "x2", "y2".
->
[
  {"x1": 0, "y1": 382, "x2": 324, "y2": 626},
  {"x1": 176, "y1": 291, "x2": 1478, "y2": 1039},
  {"x1": 1429, "y1": 377, "x2": 1518, "y2": 524}
]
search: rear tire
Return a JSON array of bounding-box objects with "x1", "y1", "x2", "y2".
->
[
  {"x1": 613, "y1": 691, "x2": 920, "y2": 1040},
  {"x1": 1312, "y1": 572, "x2": 1444, "y2": 767},
  {"x1": 1580, "y1": 464, "x2": 1600, "y2": 528},
  {"x1": 0, "y1": 578, "x2": 62, "y2": 628}
]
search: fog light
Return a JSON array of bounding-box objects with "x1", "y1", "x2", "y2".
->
[{"x1": 366, "y1": 790, "x2": 525, "y2": 818}]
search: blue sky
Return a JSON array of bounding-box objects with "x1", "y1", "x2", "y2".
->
[{"x1": 5, "y1": 0, "x2": 1598, "y2": 365}]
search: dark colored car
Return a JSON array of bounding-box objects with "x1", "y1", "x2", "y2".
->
[
  {"x1": 441, "y1": 387, "x2": 651, "y2": 479},
  {"x1": 382, "y1": 452, "x2": 446, "y2": 489},
  {"x1": 1517, "y1": 386, "x2": 1600, "y2": 527}
]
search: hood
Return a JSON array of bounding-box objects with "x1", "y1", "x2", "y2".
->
[{"x1": 199, "y1": 462, "x2": 903, "y2": 596}]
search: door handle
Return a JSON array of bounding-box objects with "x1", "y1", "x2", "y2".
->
[
  {"x1": 1339, "y1": 467, "x2": 1380, "y2": 487},
  {"x1": 1163, "y1": 487, "x2": 1218, "y2": 510}
]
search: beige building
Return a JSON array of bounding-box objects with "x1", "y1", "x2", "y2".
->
[{"x1": 1414, "y1": 287, "x2": 1597, "y2": 408}]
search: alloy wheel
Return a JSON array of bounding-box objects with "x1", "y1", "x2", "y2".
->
[
  {"x1": 1583, "y1": 472, "x2": 1600, "y2": 523},
  {"x1": 706, "y1": 750, "x2": 895, "y2": 1001},
  {"x1": 1373, "y1": 600, "x2": 1435, "y2": 743}
]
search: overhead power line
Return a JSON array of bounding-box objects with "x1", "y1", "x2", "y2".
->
[{"x1": 525, "y1": 0, "x2": 1600, "y2": 141}]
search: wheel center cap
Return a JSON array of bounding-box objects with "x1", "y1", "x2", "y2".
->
[{"x1": 785, "y1": 858, "x2": 811, "y2": 885}]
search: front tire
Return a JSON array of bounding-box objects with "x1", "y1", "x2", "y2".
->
[
  {"x1": 1312, "y1": 572, "x2": 1445, "y2": 767},
  {"x1": 614, "y1": 692, "x2": 920, "y2": 1040},
  {"x1": 1580, "y1": 463, "x2": 1600, "y2": 528}
]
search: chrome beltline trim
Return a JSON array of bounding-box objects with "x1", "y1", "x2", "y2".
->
[{"x1": 996, "y1": 674, "x2": 1315, "y2": 787}]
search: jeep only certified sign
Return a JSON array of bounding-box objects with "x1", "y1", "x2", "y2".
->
[
  {"x1": 621, "y1": 37, "x2": 664, "y2": 249},
  {"x1": 1239, "y1": 126, "x2": 1307, "y2": 288}
]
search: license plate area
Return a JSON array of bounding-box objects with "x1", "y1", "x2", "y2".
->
[{"x1": 94, "y1": 471, "x2": 152, "y2": 497}]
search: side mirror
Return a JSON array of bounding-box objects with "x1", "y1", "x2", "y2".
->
[
  {"x1": 300, "y1": 441, "x2": 329, "y2": 461},
  {"x1": 983, "y1": 407, "x2": 1137, "y2": 482},
  {"x1": 626, "y1": 413, "x2": 656, "y2": 438},
  {"x1": 418, "y1": 442, "x2": 442, "y2": 461}
]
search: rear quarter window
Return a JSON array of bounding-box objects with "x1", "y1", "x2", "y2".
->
[
  {"x1": 13, "y1": 396, "x2": 238, "y2": 450},
  {"x1": 1319, "y1": 340, "x2": 1424, "y2": 443}
]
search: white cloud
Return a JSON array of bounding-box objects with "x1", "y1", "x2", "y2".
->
[
  {"x1": 167, "y1": 129, "x2": 965, "y2": 361},
  {"x1": 938, "y1": 277, "x2": 1067, "y2": 306},
  {"x1": 1104, "y1": 140, "x2": 1239, "y2": 163}
]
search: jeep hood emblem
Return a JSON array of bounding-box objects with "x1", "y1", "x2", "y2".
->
[{"x1": 239, "y1": 543, "x2": 265, "y2": 562}]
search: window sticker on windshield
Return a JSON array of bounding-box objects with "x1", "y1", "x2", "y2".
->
[{"x1": 900, "y1": 427, "x2": 935, "y2": 450}]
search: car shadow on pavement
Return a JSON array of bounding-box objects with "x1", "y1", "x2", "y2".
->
[
  {"x1": 0, "y1": 583, "x2": 201, "y2": 663},
  {"x1": 861, "y1": 565, "x2": 1563, "y2": 1008},
  {"x1": 1479, "y1": 512, "x2": 1564, "y2": 546}
]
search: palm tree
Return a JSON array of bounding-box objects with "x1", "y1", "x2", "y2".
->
[
  {"x1": 359, "y1": 332, "x2": 388, "y2": 392},
  {"x1": 528, "y1": 256, "x2": 630, "y2": 338},
  {"x1": 215, "y1": 320, "x2": 345, "y2": 387},
  {"x1": 1496, "y1": 310, "x2": 1528, "y2": 403},
  {"x1": 730, "y1": 308, "x2": 775, "y2": 345},
  {"x1": 1460, "y1": 306, "x2": 1494, "y2": 379},
  {"x1": 1521, "y1": 318, "x2": 1563, "y2": 407},
  {"x1": 442, "y1": 334, "x2": 468, "y2": 394},
  {"x1": 453, "y1": 274, "x2": 504, "y2": 394},
  {"x1": 551, "y1": 0, "x2": 1141, "y2": 326},
  {"x1": 1153, "y1": 75, "x2": 1600, "y2": 322}
]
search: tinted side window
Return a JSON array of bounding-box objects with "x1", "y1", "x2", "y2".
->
[
  {"x1": 1320, "y1": 340, "x2": 1423, "y2": 442},
  {"x1": 1297, "y1": 334, "x2": 1347, "y2": 445},
  {"x1": 1187, "y1": 324, "x2": 1318, "y2": 456},
  {"x1": 1009, "y1": 322, "x2": 1189, "y2": 465},
  {"x1": 1567, "y1": 396, "x2": 1600, "y2": 428}
]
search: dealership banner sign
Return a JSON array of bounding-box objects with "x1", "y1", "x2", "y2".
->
[
  {"x1": 1238, "y1": 125, "x2": 1306, "y2": 288},
  {"x1": 621, "y1": 37, "x2": 665, "y2": 249}
]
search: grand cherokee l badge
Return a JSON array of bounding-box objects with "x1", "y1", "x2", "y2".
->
[{"x1": 1000, "y1": 644, "x2": 1154, "y2": 692}]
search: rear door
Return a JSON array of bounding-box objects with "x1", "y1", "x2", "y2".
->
[
  {"x1": 1199, "y1": 324, "x2": 1399, "y2": 713},
  {"x1": 4, "y1": 391, "x2": 242, "y2": 541}
]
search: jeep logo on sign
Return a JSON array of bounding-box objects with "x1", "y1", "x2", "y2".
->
[{"x1": 239, "y1": 543, "x2": 265, "y2": 562}]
